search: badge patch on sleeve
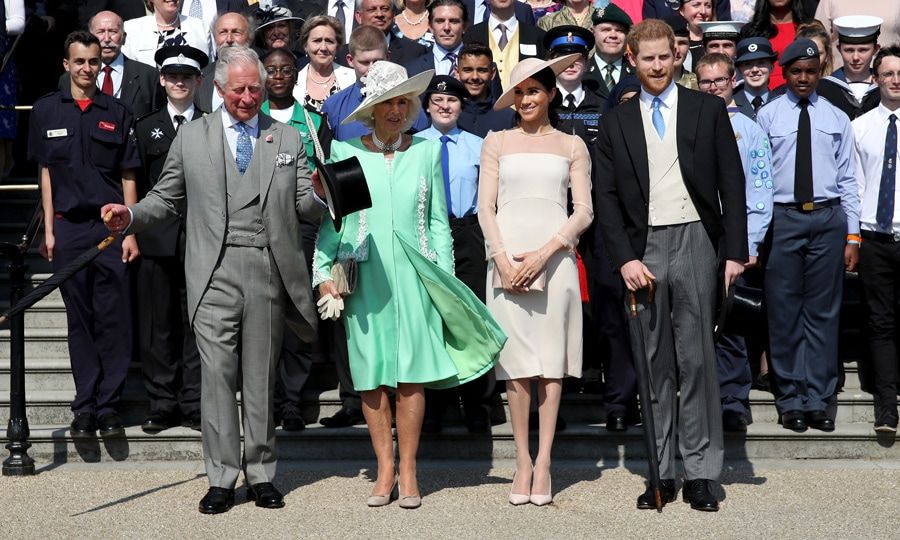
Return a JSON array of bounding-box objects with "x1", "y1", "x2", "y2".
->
[{"x1": 98, "y1": 121, "x2": 117, "y2": 132}]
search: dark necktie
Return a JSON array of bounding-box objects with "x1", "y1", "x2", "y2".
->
[
  {"x1": 794, "y1": 98, "x2": 814, "y2": 204},
  {"x1": 445, "y1": 51, "x2": 457, "y2": 76},
  {"x1": 481, "y1": 1, "x2": 490, "y2": 23},
  {"x1": 565, "y1": 94, "x2": 576, "y2": 111},
  {"x1": 877, "y1": 113, "x2": 898, "y2": 231},
  {"x1": 497, "y1": 23, "x2": 508, "y2": 51},
  {"x1": 440, "y1": 135, "x2": 453, "y2": 217},
  {"x1": 334, "y1": 0, "x2": 346, "y2": 33},
  {"x1": 603, "y1": 65, "x2": 616, "y2": 92},
  {"x1": 101, "y1": 65, "x2": 114, "y2": 96},
  {"x1": 751, "y1": 95, "x2": 763, "y2": 112},
  {"x1": 174, "y1": 114, "x2": 186, "y2": 131}
]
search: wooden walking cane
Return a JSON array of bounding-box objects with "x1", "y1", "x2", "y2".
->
[{"x1": 0, "y1": 213, "x2": 117, "y2": 326}]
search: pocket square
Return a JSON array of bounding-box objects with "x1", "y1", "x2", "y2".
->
[{"x1": 275, "y1": 153, "x2": 295, "y2": 167}]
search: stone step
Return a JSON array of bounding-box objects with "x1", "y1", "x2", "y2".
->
[
  {"x1": 0, "y1": 300, "x2": 68, "y2": 329},
  {"x1": 3, "y1": 421, "x2": 897, "y2": 463},
  {"x1": 0, "y1": 328, "x2": 70, "y2": 358},
  {"x1": 0, "y1": 385, "x2": 879, "y2": 427}
]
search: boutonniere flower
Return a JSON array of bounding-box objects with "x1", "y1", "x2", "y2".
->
[
  {"x1": 275, "y1": 153, "x2": 295, "y2": 167},
  {"x1": 265, "y1": 134, "x2": 274, "y2": 143}
]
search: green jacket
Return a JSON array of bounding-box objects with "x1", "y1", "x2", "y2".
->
[{"x1": 261, "y1": 100, "x2": 326, "y2": 170}]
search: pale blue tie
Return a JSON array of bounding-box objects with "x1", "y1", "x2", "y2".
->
[
  {"x1": 235, "y1": 122, "x2": 252, "y2": 175},
  {"x1": 651, "y1": 97, "x2": 665, "y2": 140}
]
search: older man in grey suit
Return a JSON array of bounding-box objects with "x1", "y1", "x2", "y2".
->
[{"x1": 103, "y1": 46, "x2": 326, "y2": 515}]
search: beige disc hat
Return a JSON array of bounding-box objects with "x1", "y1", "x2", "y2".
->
[
  {"x1": 341, "y1": 61, "x2": 435, "y2": 125},
  {"x1": 494, "y1": 53, "x2": 582, "y2": 111}
]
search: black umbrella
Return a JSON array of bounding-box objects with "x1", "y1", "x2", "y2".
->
[
  {"x1": 0, "y1": 227, "x2": 117, "y2": 326},
  {"x1": 627, "y1": 281, "x2": 663, "y2": 512}
]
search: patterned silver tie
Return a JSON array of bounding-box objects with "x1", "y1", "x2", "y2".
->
[{"x1": 189, "y1": 0, "x2": 203, "y2": 19}]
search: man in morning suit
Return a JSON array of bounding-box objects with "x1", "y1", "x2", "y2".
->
[
  {"x1": 132, "y1": 45, "x2": 209, "y2": 434},
  {"x1": 334, "y1": 0, "x2": 428, "y2": 68},
  {"x1": 58, "y1": 11, "x2": 163, "y2": 119},
  {"x1": 757, "y1": 39, "x2": 860, "y2": 434},
  {"x1": 197, "y1": 12, "x2": 252, "y2": 112},
  {"x1": 102, "y1": 46, "x2": 327, "y2": 515},
  {"x1": 594, "y1": 19, "x2": 747, "y2": 512},
  {"x1": 462, "y1": 0, "x2": 546, "y2": 90}
]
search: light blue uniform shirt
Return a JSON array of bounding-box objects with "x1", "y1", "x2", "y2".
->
[
  {"x1": 729, "y1": 108, "x2": 773, "y2": 256},
  {"x1": 756, "y1": 91, "x2": 860, "y2": 234},
  {"x1": 418, "y1": 125, "x2": 483, "y2": 218}
]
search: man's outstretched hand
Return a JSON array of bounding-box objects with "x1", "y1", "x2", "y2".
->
[{"x1": 101, "y1": 204, "x2": 132, "y2": 233}]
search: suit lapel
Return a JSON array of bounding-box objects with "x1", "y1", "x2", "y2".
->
[
  {"x1": 675, "y1": 86, "x2": 699, "y2": 188},
  {"x1": 619, "y1": 97, "x2": 650, "y2": 201},
  {"x1": 120, "y1": 60, "x2": 139, "y2": 104},
  {"x1": 258, "y1": 114, "x2": 280, "y2": 204},
  {"x1": 206, "y1": 112, "x2": 228, "y2": 211}
]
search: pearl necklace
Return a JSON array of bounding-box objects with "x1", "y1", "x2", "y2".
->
[
  {"x1": 372, "y1": 131, "x2": 401, "y2": 152},
  {"x1": 400, "y1": 9, "x2": 428, "y2": 26},
  {"x1": 308, "y1": 70, "x2": 335, "y2": 87}
]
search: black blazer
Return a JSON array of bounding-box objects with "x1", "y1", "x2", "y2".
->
[
  {"x1": 57, "y1": 55, "x2": 163, "y2": 119},
  {"x1": 405, "y1": 50, "x2": 438, "y2": 76},
  {"x1": 731, "y1": 90, "x2": 757, "y2": 120},
  {"x1": 196, "y1": 62, "x2": 217, "y2": 113},
  {"x1": 335, "y1": 35, "x2": 428, "y2": 68},
  {"x1": 133, "y1": 105, "x2": 207, "y2": 257},
  {"x1": 463, "y1": 0, "x2": 536, "y2": 27},
  {"x1": 463, "y1": 22, "x2": 546, "y2": 64},
  {"x1": 278, "y1": 0, "x2": 327, "y2": 19},
  {"x1": 583, "y1": 58, "x2": 635, "y2": 102},
  {"x1": 593, "y1": 85, "x2": 748, "y2": 269}
]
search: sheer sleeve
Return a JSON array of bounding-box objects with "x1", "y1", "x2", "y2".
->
[
  {"x1": 477, "y1": 131, "x2": 506, "y2": 260},
  {"x1": 556, "y1": 135, "x2": 593, "y2": 249}
]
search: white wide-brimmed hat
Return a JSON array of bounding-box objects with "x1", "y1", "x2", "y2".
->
[
  {"x1": 494, "y1": 53, "x2": 582, "y2": 111},
  {"x1": 341, "y1": 61, "x2": 435, "y2": 125}
]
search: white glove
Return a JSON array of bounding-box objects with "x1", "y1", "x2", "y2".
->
[{"x1": 316, "y1": 294, "x2": 344, "y2": 321}]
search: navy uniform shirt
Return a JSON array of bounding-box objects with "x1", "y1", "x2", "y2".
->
[
  {"x1": 28, "y1": 86, "x2": 141, "y2": 215},
  {"x1": 756, "y1": 90, "x2": 860, "y2": 234},
  {"x1": 554, "y1": 81, "x2": 604, "y2": 145}
]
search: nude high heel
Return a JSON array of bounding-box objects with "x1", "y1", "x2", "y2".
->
[
  {"x1": 508, "y1": 468, "x2": 531, "y2": 506},
  {"x1": 366, "y1": 477, "x2": 398, "y2": 507},
  {"x1": 529, "y1": 472, "x2": 552, "y2": 506},
  {"x1": 398, "y1": 483, "x2": 422, "y2": 509}
]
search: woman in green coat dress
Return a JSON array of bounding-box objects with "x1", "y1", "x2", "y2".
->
[{"x1": 312, "y1": 62, "x2": 506, "y2": 509}]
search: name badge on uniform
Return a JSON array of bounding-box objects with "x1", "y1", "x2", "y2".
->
[
  {"x1": 520, "y1": 44, "x2": 537, "y2": 56},
  {"x1": 46, "y1": 129, "x2": 67, "y2": 138},
  {"x1": 98, "y1": 121, "x2": 117, "y2": 132}
]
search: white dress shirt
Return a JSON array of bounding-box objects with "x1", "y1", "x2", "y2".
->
[
  {"x1": 221, "y1": 108, "x2": 259, "y2": 160},
  {"x1": 489, "y1": 13, "x2": 518, "y2": 44},
  {"x1": 168, "y1": 103, "x2": 196, "y2": 131},
  {"x1": 431, "y1": 43, "x2": 464, "y2": 76},
  {"x1": 639, "y1": 81, "x2": 677, "y2": 131},
  {"x1": 593, "y1": 56, "x2": 624, "y2": 85},
  {"x1": 853, "y1": 103, "x2": 900, "y2": 233},
  {"x1": 557, "y1": 84, "x2": 585, "y2": 108},
  {"x1": 97, "y1": 53, "x2": 126, "y2": 98}
]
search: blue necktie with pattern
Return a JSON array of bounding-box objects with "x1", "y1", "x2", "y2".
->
[
  {"x1": 440, "y1": 135, "x2": 453, "y2": 217},
  {"x1": 235, "y1": 122, "x2": 252, "y2": 175},
  {"x1": 651, "y1": 97, "x2": 665, "y2": 140},
  {"x1": 877, "y1": 113, "x2": 898, "y2": 231}
]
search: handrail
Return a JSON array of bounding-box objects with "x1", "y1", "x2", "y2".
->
[
  {"x1": 18, "y1": 205, "x2": 43, "y2": 254},
  {"x1": 0, "y1": 184, "x2": 39, "y2": 191}
]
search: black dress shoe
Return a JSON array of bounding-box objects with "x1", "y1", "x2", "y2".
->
[
  {"x1": 780, "y1": 410, "x2": 808, "y2": 432},
  {"x1": 70, "y1": 412, "x2": 97, "y2": 437},
  {"x1": 606, "y1": 412, "x2": 627, "y2": 432},
  {"x1": 247, "y1": 482, "x2": 285, "y2": 509},
  {"x1": 636, "y1": 479, "x2": 677, "y2": 510},
  {"x1": 319, "y1": 406, "x2": 365, "y2": 428},
  {"x1": 806, "y1": 410, "x2": 835, "y2": 432},
  {"x1": 722, "y1": 411, "x2": 749, "y2": 433},
  {"x1": 198, "y1": 487, "x2": 235, "y2": 514},
  {"x1": 97, "y1": 412, "x2": 124, "y2": 437},
  {"x1": 280, "y1": 407, "x2": 306, "y2": 432},
  {"x1": 683, "y1": 479, "x2": 719, "y2": 512},
  {"x1": 182, "y1": 412, "x2": 202, "y2": 431},
  {"x1": 141, "y1": 410, "x2": 179, "y2": 434}
]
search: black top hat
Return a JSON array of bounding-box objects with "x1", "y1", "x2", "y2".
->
[
  {"x1": 313, "y1": 156, "x2": 372, "y2": 232},
  {"x1": 715, "y1": 283, "x2": 766, "y2": 341}
]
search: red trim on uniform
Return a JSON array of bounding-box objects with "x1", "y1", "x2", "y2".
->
[{"x1": 75, "y1": 98, "x2": 92, "y2": 112}]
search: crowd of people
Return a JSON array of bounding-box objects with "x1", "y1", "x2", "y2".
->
[{"x1": 9, "y1": 0, "x2": 900, "y2": 516}]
